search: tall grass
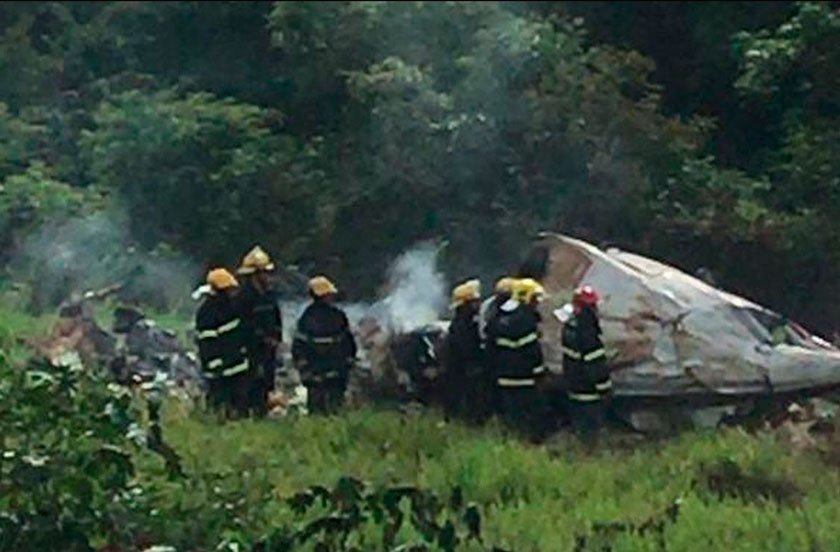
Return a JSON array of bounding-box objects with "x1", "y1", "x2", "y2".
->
[
  {"x1": 1, "y1": 297, "x2": 837, "y2": 550},
  {"x1": 140, "y1": 403, "x2": 840, "y2": 551}
]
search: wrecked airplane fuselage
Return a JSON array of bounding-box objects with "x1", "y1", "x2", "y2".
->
[{"x1": 526, "y1": 233, "x2": 840, "y2": 430}]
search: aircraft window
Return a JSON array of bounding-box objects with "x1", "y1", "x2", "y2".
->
[
  {"x1": 741, "y1": 307, "x2": 824, "y2": 348},
  {"x1": 730, "y1": 307, "x2": 775, "y2": 343}
]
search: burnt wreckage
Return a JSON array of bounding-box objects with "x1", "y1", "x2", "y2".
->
[{"x1": 520, "y1": 233, "x2": 840, "y2": 430}]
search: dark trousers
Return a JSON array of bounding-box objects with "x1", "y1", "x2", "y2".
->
[
  {"x1": 568, "y1": 398, "x2": 605, "y2": 444},
  {"x1": 308, "y1": 379, "x2": 347, "y2": 415},
  {"x1": 248, "y1": 347, "x2": 278, "y2": 417},
  {"x1": 497, "y1": 386, "x2": 545, "y2": 440},
  {"x1": 444, "y1": 368, "x2": 494, "y2": 424},
  {"x1": 443, "y1": 371, "x2": 468, "y2": 419},
  {"x1": 207, "y1": 378, "x2": 225, "y2": 411},
  {"x1": 207, "y1": 373, "x2": 251, "y2": 419}
]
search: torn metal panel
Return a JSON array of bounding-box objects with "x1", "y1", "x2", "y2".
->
[{"x1": 531, "y1": 233, "x2": 840, "y2": 402}]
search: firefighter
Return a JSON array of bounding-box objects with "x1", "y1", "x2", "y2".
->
[
  {"x1": 237, "y1": 245, "x2": 283, "y2": 417},
  {"x1": 562, "y1": 285, "x2": 610, "y2": 444},
  {"x1": 486, "y1": 278, "x2": 547, "y2": 440},
  {"x1": 478, "y1": 277, "x2": 516, "y2": 344},
  {"x1": 292, "y1": 276, "x2": 357, "y2": 415},
  {"x1": 443, "y1": 279, "x2": 486, "y2": 422},
  {"x1": 195, "y1": 268, "x2": 250, "y2": 418},
  {"x1": 477, "y1": 276, "x2": 516, "y2": 418}
]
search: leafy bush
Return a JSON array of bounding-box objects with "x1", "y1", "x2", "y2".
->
[
  {"x1": 271, "y1": 477, "x2": 491, "y2": 551},
  {"x1": 0, "y1": 355, "x2": 143, "y2": 551},
  {"x1": 0, "y1": 348, "x2": 508, "y2": 551}
]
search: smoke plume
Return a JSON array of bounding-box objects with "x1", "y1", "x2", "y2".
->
[
  {"x1": 372, "y1": 241, "x2": 448, "y2": 332},
  {"x1": 282, "y1": 241, "x2": 448, "y2": 339},
  {"x1": 13, "y1": 207, "x2": 447, "y2": 333},
  {"x1": 11, "y1": 210, "x2": 200, "y2": 312}
]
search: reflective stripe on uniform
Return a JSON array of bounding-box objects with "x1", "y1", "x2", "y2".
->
[
  {"x1": 198, "y1": 318, "x2": 240, "y2": 339},
  {"x1": 208, "y1": 358, "x2": 224, "y2": 370},
  {"x1": 583, "y1": 348, "x2": 606, "y2": 362},
  {"x1": 532, "y1": 365, "x2": 546, "y2": 375},
  {"x1": 562, "y1": 346, "x2": 582, "y2": 359},
  {"x1": 217, "y1": 318, "x2": 240, "y2": 335},
  {"x1": 222, "y1": 361, "x2": 249, "y2": 377},
  {"x1": 497, "y1": 377, "x2": 536, "y2": 387},
  {"x1": 495, "y1": 332, "x2": 538, "y2": 349},
  {"x1": 596, "y1": 380, "x2": 613, "y2": 392},
  {"x1": 295, "y1": 332, "x2": 340, "y2": 345},
  {"x1": 569, "y1": 392, "x2": 601, "y2": 402}
]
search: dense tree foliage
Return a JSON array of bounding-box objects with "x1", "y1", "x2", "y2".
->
[{"x1": 0, "y1": 1, "x2": 839, "y2": 333}]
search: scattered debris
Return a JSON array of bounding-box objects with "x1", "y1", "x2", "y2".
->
[
  {"x1": 761, "y1": 397, "x2": 837, "y2": 455},
  {"x1": 31, "y1": 286, "x2": 203, "y2": 397},
  {"x1": 268, "y1": 385, "x2": 309, "y2": 418},
  {"x1": 28, "y1": 287, "x2": 119, "y2": 369},
  {"x1": 114, "y1": 309, "x2": 202, "y2": 389}
]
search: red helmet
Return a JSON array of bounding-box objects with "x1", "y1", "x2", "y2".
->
[{"x1": 573, "y1": 285, "x2": 600, "y2": 310}]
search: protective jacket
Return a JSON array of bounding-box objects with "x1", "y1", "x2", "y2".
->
[
  {"x1": 239, "y1": 280, "x2": 283, "y2": 354},
  {"x1": 486, "y1": 302, "x2": 545, "y2": 387},
  {"x1": 562, "y1": 306, "x2": 610, "y2": 401},
  {"x1": 446, "y1": 302, "x2": 483, "y2": 375},
  {"x1": 444, "y1": 301, "x2": 491, "y2": 420},
  {"x1": 195, "y1": 293, "x2": 248, "y2": 379},
  {"x1": 478, "y1": 293, "x2": 510, "y2": 343},
  {"x1": 292, "y1": 300, "x2": 357, "y2": 384}
]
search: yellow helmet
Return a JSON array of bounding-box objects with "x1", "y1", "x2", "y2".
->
[
  {"x1": 309, "y1": 275, "x2": 338, "y2": 297},
  {"x1": 237, "y1": 245, "x2": 275, "y2": 275},
  {"x1": 451, "y1": 279, "x2": 481, "y2": 308},
  {"x1": 206, "y1": 268, "x2": 239, "y2": 291},
  {"x1": 495, "y1": 277, "x2": 516, "y2": 294},
  {"x1": 513, "y1": 278, "x2": 545, "y2": 304}
]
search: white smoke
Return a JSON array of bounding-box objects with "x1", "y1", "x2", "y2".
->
[
  {"x1": 372, "y1": 241, "x2": 448, "y2": 332},
  {"x1": 281, "y1": 241, "x2": 448, "y2": 338},
  {"x1": 11, "y1": 210, "x2": 200, "y2": 312}
]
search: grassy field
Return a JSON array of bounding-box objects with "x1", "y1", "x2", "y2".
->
[
  {"x1": 2, "y1": 294, "x2": 839, "y2": 551},
  {"x1": 133, "y1": 401, "x2": 840, "y2": 551}
]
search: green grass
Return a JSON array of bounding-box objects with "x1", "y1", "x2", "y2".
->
[
  {"x1": 0, "y1": 294, "x2": 56, "y2": 364},
  {"x1": 1, "y1": 294, "x2": 838, "y2": 550},
  {"x1": 138, "y1": 402, "x2": 840, "y2": 551}
]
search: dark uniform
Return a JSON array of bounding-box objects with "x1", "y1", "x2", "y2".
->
[
  {"x1": 478, "y1": 293, "x2": 510, "y2": 343},
  {"x1": 562, "y1": 306, "x2": 610, "y2": 442},
  {"x1": 486, "y1": 301, "x2": 546, "y2": 438},
  {"x1": 478, "y1": 290, "x2": 512, "y2": 417},
  {"x1": 292, "y1": 299, "x2": 357, "y2": 414},
  {"x1": 195, "y1": 293, "x2": 250, "y2": 417},
  {"x1": 444, "y1": 301, "x2": 489, "y2": 422},
  {"x1": 240, "y1": 280, "x2": 283, "y2": 417}
]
